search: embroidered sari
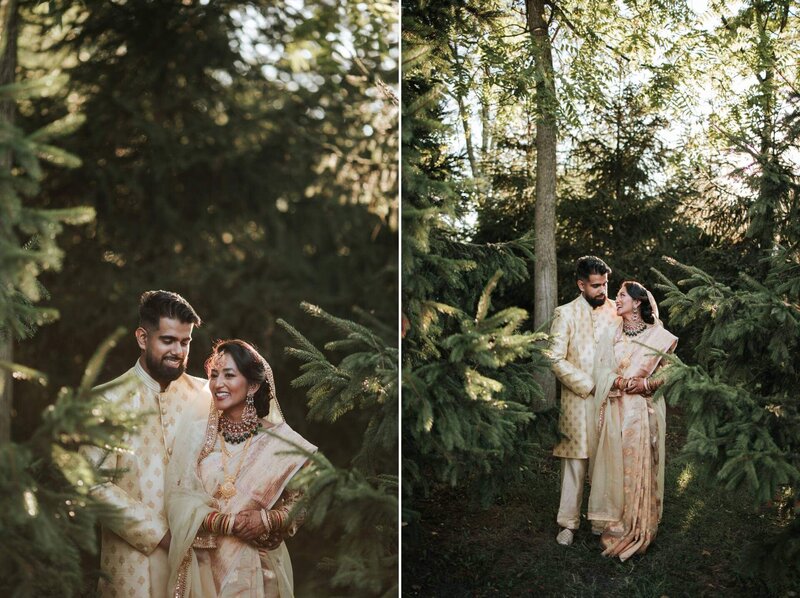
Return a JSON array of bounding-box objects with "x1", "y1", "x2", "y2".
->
[
  {"x1": 166, "y1": 401, "x2": 316, "y2": 597},
  {"x1": 588, "y1": 323, "x2": 677, "y2": 561}
]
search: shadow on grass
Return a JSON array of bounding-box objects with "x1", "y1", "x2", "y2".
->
[{"x1": 403, "y1": 409, "x2": 787, "y2": 597}]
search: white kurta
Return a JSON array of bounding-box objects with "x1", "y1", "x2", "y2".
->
[
  {"x1": 549, "y1": 295, "x2": 619, "y2": 459},
  {"x1": 90, "y1": 360, "x2": 211, "y2": 598}
]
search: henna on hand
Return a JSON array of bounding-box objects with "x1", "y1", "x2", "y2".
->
[{"x1": 233, "y1": 510, "x2": 264, "y2": 541}]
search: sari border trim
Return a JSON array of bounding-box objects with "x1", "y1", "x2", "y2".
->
[
  {"x1": 173, "y1": 551, "x2": 192, "y2": 598},
  {"x1": 198, "y1": 403, "x2": 219, "y2": 463}
]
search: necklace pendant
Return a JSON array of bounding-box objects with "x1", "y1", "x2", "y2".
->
[{"x1": 218, "y1": 478, "x2": 237, "y2": 500}]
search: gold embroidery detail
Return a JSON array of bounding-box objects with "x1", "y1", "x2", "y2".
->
[
  {"x1": 198, "y1": 403, "x2": 219, "y2": 463},
  {"x1": 173, "y1": 550, "x2": 192, "y2": 598},
  {"x1": 192, "y1": 533, "x2": 217, "y2": 549}
]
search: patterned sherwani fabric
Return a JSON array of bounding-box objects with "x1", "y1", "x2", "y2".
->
[
  {"x1": 90, "y1": 361, "x2": 211, "y2": 598},
  {"x1": 549, "y1": 295, "x2": 619, "y2": 459}
]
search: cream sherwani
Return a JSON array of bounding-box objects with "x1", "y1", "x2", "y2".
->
[
  {"x1": 549, "y1": 295, "x2": 619, "y2": 529},
  {"x1": 90, "y1": 360, "x2": 211, "y2": 598}
]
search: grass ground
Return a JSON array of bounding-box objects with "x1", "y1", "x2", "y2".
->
[{"x1": 403, "y1": 409, "x2": 795, "y2": 597}]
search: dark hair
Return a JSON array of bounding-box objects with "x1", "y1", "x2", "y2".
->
[
  {"x1": 205, "y1": 339, "x2": 272, "y2": 418},
  {"x1": 139, "y1": 290, "x2": 201, "y2": 330},
  {"x1": 622, "y1": 281, "x2": 655, "y2": 324},
  {"x1": 575, "y1": 256, "x2": 611, "y2": 281}
]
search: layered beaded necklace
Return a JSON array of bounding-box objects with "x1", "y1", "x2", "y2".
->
[
  {"x1": 622, "y1": 318, "x2": 647, "y2": 337},
  {"x1": 218, "y1": 411, "x2": 261, "y2": 444}
]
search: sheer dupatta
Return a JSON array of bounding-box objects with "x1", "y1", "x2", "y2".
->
[
  {"x1": 588, "y1": 323, "x2": 677, "y2": 525},
  {"x1": 166, "y1": 399, "x2": 316, "y2": 598},
  {"x1": 166, "y1": 406, "x2": 219, "y2": 598}
]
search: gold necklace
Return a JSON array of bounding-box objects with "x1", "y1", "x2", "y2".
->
[
  {"x1": 216, "y1": 433, "x2": 254, "y2": 501},
  {"x1": 617, "y1": 328, "x2": 636, "y2": 371}
]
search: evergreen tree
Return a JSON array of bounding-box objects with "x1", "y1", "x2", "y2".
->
[
  {"x1": 12, "y1": 3, "x2": 398, "y2": 593},
  {"x1": 0, "y1": 87, "x2": 92, "y2": 341},
  {"x1": 279, "y1": 302, "x2": 397, "y2": 597},
  {"x1": 555, "y1": 85, "x2": 711, "y2": 301},
  {"x1": 402, "y1": 0, "x2": 558, "y2": 528},
  {"x1": 15, "y1": 0, "x2": 398, "y2": 427},
  {"x1": 0, "y1": 329, "x2": 142, "y2": 596},
  {"x1": 655, "y1": 253, "x2": 800, "y2": 591},
  {"x1": 0, "y1": 0, "x2": 94, "y2": 443},
  {"x1": 683, "y1": 0, "x2": 800, "y2": 267}
]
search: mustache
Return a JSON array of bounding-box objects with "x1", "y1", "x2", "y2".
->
[{"x1": 162, "y1": 355, "x2": 186, "y2": 364}]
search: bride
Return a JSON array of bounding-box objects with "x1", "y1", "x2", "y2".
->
[
  {"x1": 588, "y1": 281, "x2": 677, "y2": 561},
  {"x1": 166, "y1": 339, "x2": 316, "y2": 597}
]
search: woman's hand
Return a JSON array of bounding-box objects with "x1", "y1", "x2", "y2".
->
[
  {"x1": 625, "y1": 377, "x2": 647, "y2": 395},
  {"x1": 232, "y1": 510, "x2": 265, "y2": 541}
]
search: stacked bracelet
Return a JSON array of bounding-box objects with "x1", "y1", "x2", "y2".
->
[
  {"x1": 203, "y1": 511, "x2": 237, "y2": 535},
  {"x1": 260, "y1": 509, "x2": 271, "y2": 534},
  {"x1": 227, "y1": 512, "x2": 238, "y2": 535},
  {"x1": 644, "y1": 377, "x2": 651, "y2": 393}
]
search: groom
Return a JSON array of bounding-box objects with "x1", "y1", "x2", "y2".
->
[
  {"x1": 89, "y1": 290, "x2": 211, "y2": 597},
  {"x1": 549, "y1": 256, "x2": 619, "y2": 546}
]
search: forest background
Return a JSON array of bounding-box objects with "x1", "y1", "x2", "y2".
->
[
  {"x1": 1, "y1": 1, "x2": 397, "y2": 597},
  {"x1": 403, "y1": 0, "x2": 800, "y2": 595}
]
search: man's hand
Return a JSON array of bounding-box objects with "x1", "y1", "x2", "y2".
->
[
  {"x1": 158, "y1": 530, "x2": 171, "y2": 551},
  {"x1": 232, "y1": 510, "x2": 265, "y2": 542}
]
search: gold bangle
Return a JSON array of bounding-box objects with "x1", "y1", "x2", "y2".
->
[
  {"x1": 227, "y1": 512, "x2": 237, "y2": 535},
  {"x1": 260, "y1": 509, "x2": 271, "y2": 533}
]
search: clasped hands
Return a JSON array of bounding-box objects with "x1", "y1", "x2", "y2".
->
[
  {"x1": 613, "y1": 376, "x2": 649, "y2": 395},
  {"x1": 232, "y1": 509, "x2": 270, "y2": 542}
]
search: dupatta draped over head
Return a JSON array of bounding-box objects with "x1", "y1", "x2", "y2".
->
[{"x1": 165, "y1": 372, "x2": 316, "y2": 597}]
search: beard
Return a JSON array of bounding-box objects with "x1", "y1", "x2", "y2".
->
[
  {"x1": 144, "y1": 351, "x2": 186, "y2": 384},
  {"x1": 584, "y1": 293, "x2": 606, "y2": 308}
]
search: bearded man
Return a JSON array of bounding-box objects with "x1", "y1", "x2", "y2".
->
[
  {"x1": 549, "y1": 256, "x2": 620, "y2": 546},
  {"x1": 90, "y1": 290, "x2": 211, "y2": 597}
]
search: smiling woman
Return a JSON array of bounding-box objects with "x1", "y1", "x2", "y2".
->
[
  {"x1": 208, "y1": 352, "x2": 256, "y2": 420},
  {"x1": 165, "y1": 339, "x2": 316, "y2": 598},
  {"x1": 2, "y1": 0, "x2": 398, "y2": 595},
  {"x1": 589, "y1": 282, "x2": 677, "y2": 561}
]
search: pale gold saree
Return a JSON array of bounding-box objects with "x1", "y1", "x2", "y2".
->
[
  {"x1": 166, "y1": 402, "x2": 316, "y2": 597},
  {"x1": 588, "y1": 323, "x2": 677, "y2": 561}
]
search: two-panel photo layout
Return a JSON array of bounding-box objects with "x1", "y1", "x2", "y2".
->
[{"x1": 1, "y1": 1, "x2": 798, "y2": 596}]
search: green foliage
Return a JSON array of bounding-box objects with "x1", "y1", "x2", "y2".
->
[
  {"x1": 403, "y1": 0, "x2": 800, "y2": 593},
  {"x1": 15, "y1": 0, "x2": 398, "y2": 432},
  {"x1": 0, "y1": 78, "x2": 93, "y2": 340},
  {"x1": 554, "y1": 85, "x2": 711, "y2": 301},
  {"x1": 12, "y1": 3, "x2": 397, "y2": 594},
  {"x1": 279, "y1": 303, "x2": 397, "y2": 597},
  {"x1": 655, "y1": 254, "x2": 800, "y2": 591},
  {"x1": 404, "y1": 431, "x2": 774, "y2": 596},
  {"x1": 402, "y1": 0, "x2": 558, "y2": 525},
  {"x1": 684, "y1": 0, "x2": 800, "y2": 259},
  {"x1": 0, "y1": 328, "x2": 143, "y2": 597}
]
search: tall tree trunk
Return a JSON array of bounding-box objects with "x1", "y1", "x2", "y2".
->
[
  {"x1": 755, "y1": 67, "x2": 776, "y2": 253},
  {"x1": 748, "y1": 3, "x2": 777, "y2": 257},
  {"x1": 449, "y1": 41, "x2": 479, "y2": 179},
  {"x1": 0, "y1": 0, "x2": 18, "y2": 444},
  {"x1": 527, "y1": 0, "x2": 558, "y2": 407},
  {"x1": 480, "y1": 63, "x2": 492, "y2": 157},
  {"x1": 457, "y1": 93, "x2": 479, "y2": 178}
]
